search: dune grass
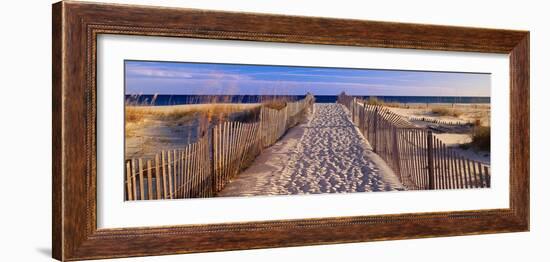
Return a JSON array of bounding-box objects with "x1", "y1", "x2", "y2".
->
[
  {"x1": 365, "y1": 96, "x2": 403, "y2": 108},
  {"x1": 125, "y1": 94, "x2": 301, "y2": 138},
  {"x1": 126, "y1": 103, "x2": 260, "y2": 123},
  {"x1": 430, "y1": 106, "x2": 461, "y2": 117},
  {"x1": 125, "y1": 94, "x2": 296, "y2": 123},
  {"x1": 126, "y1": 103, "x2": 261, "y2": 136},
  {"x1": 366, "y1": 96, "x2": 384, "y2": 106}
]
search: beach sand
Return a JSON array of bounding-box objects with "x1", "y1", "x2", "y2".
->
[{"x1": 218, "y1": 103, "x2": 405, "y2": 197}]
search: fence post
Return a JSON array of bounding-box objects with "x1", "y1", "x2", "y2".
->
[{"x1": 427, "y1": 130, "x2": 435, "y2": 189}]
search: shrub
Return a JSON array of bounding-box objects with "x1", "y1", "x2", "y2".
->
[{"x1": 471, "y1": 126, "x2": 490, "y2": 151}]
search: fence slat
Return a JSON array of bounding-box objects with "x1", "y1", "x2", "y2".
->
[
  {"x1": 191, "y1": 143, "x2": 196, "y2": 197},
  {"x1": 220, "y1": 122, "x2": 226, "y2": 190},
  {"x1": 444, "y1": 143, "x2": 452, "y2": 189},
  {"x1": 197, "y1": 139, "x2": 202, "y2": 197},
  {"x1": 460, "y1": 156, "x2": 469, "y2": 188},
  {"x1": 147, "y1": 160, "x2": 153, "y2": 200},
  {"x1": 427, "y1": 131, "x2": 434, "y2": 189},
  {"x1": 423, "y1": 131, "x2": 430, "y2": 189},
  {"x1": 184, "y1": 148, "x2": 189, "y2": 198},
  {"x1": 415, "y1": 131, "x2": 424, "y2": 189},
  {"x1": 451, "y1": 151, "x2": 460, "y2": 188},
  {"x1": 406, "y1": 130, "x2": 415, "y2": 188},
  {"x1": 126, "y1": 161, "x2": 133, "y2": 201},
  {"x1": 484, "y1": 165, "x2": 491, "y2": 188},
  {"x1": 200, "y1": 140, "x2": 205, "y2": 197},
  {"x1": 167, "y1": 151, "x2": 173, "y2": 199},
  {"x1": 155, "y1": 154, "x2": 161, "y2": 199},
  {"x1": 231, "y1": 122, "x2": 236, "y2": 175},
  {"x1": 214, "y1": 125, "x2": 220, "y2": 192},
  {"x1": 470, "y1": 159, "x2": 477, "y2": 188},
  {"x1": 201, "y1": 136, "x2": 207, "y2": 197},
  {"x1": 467, "y1": 159, "x2": 476, "y2": 188},
  {"x1": 396, "y1": 130, "x2": 406, "y2": 186},
  {"x1": 196, "y1": 141, "x2": 201, "y2": 196},
  {"x1": 436, "y1": 141, "x2": 443, "y2": 189},
  {"x1": 224, "y1": 121, "x2": 230, "y2": 187},
  {"x1": 161, "y1": 151, "x2": 167, "y2": 199},
  {"x1": 476, "y1": 162, "x2": 483, "y2": 188},
  {"x1": 138, "y1": 158, "x2": 145, "y2": 200},
  {"x1": 231, "y1": 122, "x2": 240, "y2": 179},
  {"x1": 182, "y1": 147, "x2": 188, "y2": 198},
  {"x1": 420, "y1": 131, "x2": 427, "y2": 189}
]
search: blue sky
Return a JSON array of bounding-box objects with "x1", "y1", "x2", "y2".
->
[{"x1": 125, "y1": 60, "x2": 490, "y2": 97}]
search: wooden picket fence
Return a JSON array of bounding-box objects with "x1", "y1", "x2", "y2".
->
[
  {"x1": 260, "y1": 107, "x2": 288, "y2": 148},
  {"x1": 337, "y1": 94, "x2": 490, "y2": 190},
  {"x1": 125, "y1": 94, "x2": 314, "y2": 200},
  {"x1": 125, "y1": 134, "x2": 212, "y2": 201},
  {"x1": 259, "y1": 97, "x2": 314, "y2": 147},
  {"x1": 212, "y1": 121, "x2": 262, "y2": 192},
  {"x1": 408, "y1": 116, "x2": 474, "y2": 126}
]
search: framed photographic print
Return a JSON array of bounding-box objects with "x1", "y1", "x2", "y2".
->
[{"x1": 52, "y1": 1, "x2": 529, "y2": 261}]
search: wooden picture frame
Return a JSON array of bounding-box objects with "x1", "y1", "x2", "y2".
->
[{"x1": 52, "y1": 1, "x2": 529, "y2": 261}]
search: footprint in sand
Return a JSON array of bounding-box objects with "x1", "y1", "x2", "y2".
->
[{"x1": 278, "y1": 104, "x2": 405, "y2": 195}]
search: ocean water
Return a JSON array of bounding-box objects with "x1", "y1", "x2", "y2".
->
[{"x1": 125, "y1": 95, "x2": 490, "y2": 106}]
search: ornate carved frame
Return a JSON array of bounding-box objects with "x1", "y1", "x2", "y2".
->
[{"x1": 52, "y1": 1, "x2": 529, "y2": 261}]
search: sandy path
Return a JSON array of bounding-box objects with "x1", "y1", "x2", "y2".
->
[{"x1": 218, "y1": 103, "x2": 405, "y2": 197}]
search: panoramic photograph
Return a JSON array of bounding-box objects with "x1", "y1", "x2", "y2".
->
[{"x1": 124, "y1": 60, "x2": 491, "y2": 201}]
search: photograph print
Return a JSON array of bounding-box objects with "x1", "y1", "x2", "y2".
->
[{"x1": 124, "y1": 60, "x2": 491, "y2": 201}]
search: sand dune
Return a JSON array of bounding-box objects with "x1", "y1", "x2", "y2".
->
[
  {"x1": 388, "y1": 104, "x2": 490, "y2": 127},
  {"x1": 218, "y1": 103, "x2": 405, "y2": 197},
  {"x1": 125, "y1": 103, "x2": 261, "y2": 159}
]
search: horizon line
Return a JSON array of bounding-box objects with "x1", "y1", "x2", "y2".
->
[{"x1": 124, "y1": 93, "x2": 491, "y2": 98}]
